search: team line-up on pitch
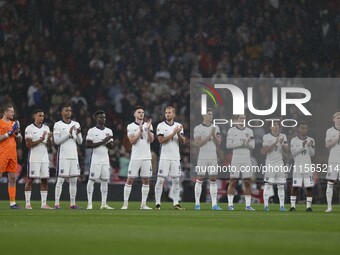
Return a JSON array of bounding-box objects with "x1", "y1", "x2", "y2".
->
[
  {"x1": 2, "y1": 103, "x2": 340, "y2": 212},
  {"x1": 195, "y1": 163, "x2": 332, "y2": 174}
]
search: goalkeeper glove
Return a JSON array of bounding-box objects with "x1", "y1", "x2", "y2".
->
[{"x1": 7, "y1": 121, "x2": 20, "y2": 135}]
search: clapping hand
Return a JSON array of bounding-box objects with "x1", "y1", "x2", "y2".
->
[
  {"x1": 69, "y1": 125, "x2": 76, "y2": 135},
  {"x1": 175, "y1": 125, "x2": 182, "y2": 134},
  {"x1": 7, "y1": 121, "x2": 20, "y2": 135},
  {"x1": 146, "y1": 118, "x2": 152, "y2": 129},
  {"x1": 277, "y1": 136, "x2": 284, "y2": 144},
  {"x1": 103, "y1": 135, "x2": 114, "y2": 144},
  {"x1": 41, "y1": 131, "x2": 47, "y2": 141},
  {"x1": 306, "y1": 139, "x2": 314, "y2": 147}
]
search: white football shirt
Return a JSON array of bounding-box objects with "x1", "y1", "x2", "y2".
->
[
  {"x1": 194, "y1": 124, "x2": 220, "y2": 160},
  {"x1": 263, "y1": 133, "x2": 287, "y2": 165},
  {"x1": 86, "y1": 126, "x2": 113, "y2": 164},
  {"x1": 25, "y1": 123, "x2": 50, "y2": 162},
  {"x1": 127, "y1": 122, "x2": 153, "y2": 160},
  {"x1": 53, "y1": 120, "x2": 83, "y2": 159},
  {"x1": 290, "y1": 136, "x2": 315, "y2": 167},
  {"x1": 326, "y1": 127, "x2": 340, "y2": 163},
  {"x1": 157, "y1": 121, "x2": 183, "y2": 160},
  {"x1": 226, "y1": 126, "x2": 255, "y2": 163}
]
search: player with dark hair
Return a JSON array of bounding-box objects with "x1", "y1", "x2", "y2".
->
[
  {"x1": 226, "y1": 114, "x2": 256, "y2": 211},
  {"x1": 290, "y1": 121, "x2": 315, "y2": 212},
  {"x1": 86, "y1": 110, "x2": 114, "y2": 209},
  {"x1": 24, "y1": 109, "x2": 53, "y2": 209},
  {"x1": 121, "y1": 106, "x2": 154, "y2": 210},
  {"x1": 193, "y1": 108, "x2": 222, "y2": 210},
  {"x1": 53, "y1": 105, "x2": 83, "y2": 209},
  {"x1": 0, "y1": 104, "x2": 22, "y2": 209}
]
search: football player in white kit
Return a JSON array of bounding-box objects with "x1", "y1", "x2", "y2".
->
[
  {"x1": 24, "y1": 109, "x2": 53, "y2": 209},
  {"x1": 262, "y1": 120, "x2": 288, "y2": 211},
  {"x1": 154, "y1": 106, "x2": 186, "y2": 210},
  {"x1": 289, "y1": 121, "x2": 315, "y2": 212},
  {"x1": 86, "y1": 110, "x2": 114, "y2": 210},
  {"x1": 226, "y1": 114, "x2": 255, "y2": 211},
  {"x1": 121, "y1": 106, "x2": 154, "y2": 210},
  {"x1": 325, "y1": 112, "x2": 340, "y2": 212},
  {"x1": 193, "y1": 108, "x2": 222, "y2": 210},
  {"x1": 53, "y1": 105, "x2": 83, "y2": 209}
]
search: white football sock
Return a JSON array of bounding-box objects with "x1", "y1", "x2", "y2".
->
[
  {"x1": 263, "y1": 183, "x2": 272, "y2": 207},
  {"x1": 290, "y1": 196, "x2": 296, "y2": 208},
  {"x1": 172, "y1": 177, "x2": 180, "y2": 206},
  {"x1": 123, "y1": 184, "x2": 132, "y2": 204},
  {"x1": 124, "y1": 184, "x2": 132, "y2": 204},
  {"x1": 169, "y1": 181, "x2": 174, "y2": 200},
  {"x1": 194, "y1": 180, "x2": 203, "y2": 205},
  {"x1": 210, "y1": 181, "x2": 218, "y2": 207},
  {"x1": 55, "y1": 177, "x2": 64, "y2": 205},
  {"x1": 277, "y1": 184, "x2": 285, "y2": 207},
  {"x1": 154, "y1": 177, "x2": 164, "y2": 205},
  {"x1": 69, "y1": 177, "x2": 77, "y2": 206},
  {"x1": 326, "y1": 182, "x2": 333, "y2": 209},
  {"x1": 25, "y1": 191, "x2": 31, "y2": 206},
  {"x1": 100, "y1": 180, "x2": 108, "y2": 206},
  {"x1": 141, "y1": 184, "x2": 150, "y2": 206},
  {"x1": 41, "y1": 191, "x2": 47, "y2": 206},
  {"x1": 245, "y1": 195, "x2": 251, "y2": 207},
  {"x1": 306, "y1": 196, "x2": 312, "y2": 208},
  {"x1": 227, "y1": 194, "x2": 234, "y2": 207},
  {"x1": 87, "y1": 179, "x2": 95, "y2": 205}
]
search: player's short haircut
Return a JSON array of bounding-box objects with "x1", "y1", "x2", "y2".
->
[
  {"x1": 1, "y1": 103, "x2": 13, "y2": 113},
  {"x1": 333, "y1": 112, "x2": 340, "y2": 119},
  {"x1": 297, "y1": 121, "x2": 308, "y2": 128},
  {"x1": 60, "y1": 104, "x2": 71, "y2": 112},
  {"x1": 202, "y1": 108, "x2": 213, "y2": 116},
  {"x1": 95, "y1": 110, "x2": 105, "y2": 117},
  {"x1": 134, "y1": 105, "x2": 144, "y2": 113},
  {"x1": 164, "y1": 106, "x2": 175, "y2": 113},
  {"x1": 34, "y1": 109, "x2": 44, "y2": 114},
  {"x1": 233, "y1": 114, "x2": 246, "y2": 120}
]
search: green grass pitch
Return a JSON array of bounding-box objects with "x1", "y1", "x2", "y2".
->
[{"x1": 0, "y1": 201, "x2": 339, "y2": 255}]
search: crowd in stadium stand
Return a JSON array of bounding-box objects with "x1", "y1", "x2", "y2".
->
[{"x1": 0, "y1": 0, "x2": 339, "y2": 189}]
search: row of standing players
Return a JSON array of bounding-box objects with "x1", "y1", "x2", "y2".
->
[
  {"x1": 194, "y1": 111, "x2": 340, "y2": 213},
  {"x1": 0, "y1": 104, "x2": 184, "y2": 210},
  {"x1": 0, "y1": 104, "x2": 339, "y2": 212}
]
